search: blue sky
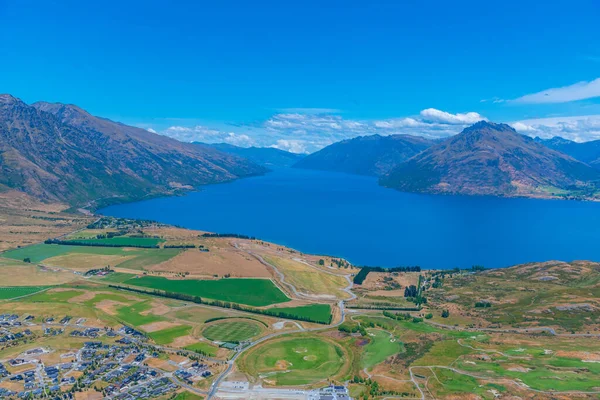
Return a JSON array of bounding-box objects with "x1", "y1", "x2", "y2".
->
[{"x1": 2, "y1": 0, "x2": 600, "y2": 152}]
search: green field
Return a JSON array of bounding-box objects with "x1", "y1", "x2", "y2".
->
[
  {"x1": 0, "y1": 286, "x2": 49, "y2": 300},
  {"x1": 239, "y1": 336, "x2": 345, "y2": 386},
  {"x1": 270, "y1": 304, "x2": 332, "y2": 324},
  {"x1": 2, "y1": 244, "x2": 180, "y2": 270},
  {"x1": 123, "y1": 276, "x2": 289, "y2": 307},
  {"x1": 100, "y1": 272, "x2": 137, "y2": 283},
  {"x1": 148, "y1": 325, "x2": 191, "y2": 345},
  {"x1": 22, "y1": 289, "x2": 83, "y2": 303},
  {"x1": 184, "y1": 341, "x2": 219, "y2": 356},
  {"x1": 116, "y1": 301, "x2": 165, "y2": 326},
  {"x1": 62, "y1": 236, "x2": 164, "y2": 247},
  {"x1": 172, "y1": 392, "x2": 204, "y2": 400},
  {"x1": 203, "y1": 320, "x2": 262, "y2": 342},
  {"x1": 361, "y1": 329, "x2": 403, "y2": 369}
]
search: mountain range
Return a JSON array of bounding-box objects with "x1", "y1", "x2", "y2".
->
[
  {"x1": 379, "y1": 121, "x2": 600, "y2": 197},
  {"x1": 3, "y1": 93, "x2": 600, "y2": 205},
  {"x1": 200, "y1": 142, "x2": 304, "y2": 169},
  {"x1": 0, "y1": 95, "x2": 266, "y2": 207},
  {"x1": 534, "y1": 136, "x2": 600, "y2": 168},
  {"x1": 294, "y1": 134, "x2": 434, "y2": 176}
]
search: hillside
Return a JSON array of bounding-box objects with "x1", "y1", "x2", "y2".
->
[
  {"x1": 0, "y1": 94, "x2": 266, "y2": 206},
  {"x1": 202, "y1": 142, "x2": 304, "y2": 169},
  {"x1": 536, "y1": 136, "x2": 600, "y2": 168},
  {"x1": 380, "y1": 121, "x2": 600, "y2": 198},
  {"x1": 294, "y1": 134, "x2": 434, "y2": 176}
]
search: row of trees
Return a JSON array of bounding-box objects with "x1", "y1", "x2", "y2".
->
[
  {"x1": 108, "y1": 285, "x2": 332, "y2": 324},
  {"x1": 201, "y1": 233, "x2": 255, "y2": 239}
]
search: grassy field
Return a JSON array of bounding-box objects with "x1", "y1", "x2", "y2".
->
[
  {"x1": 238, "y1": 336, "x2": 346, "y2": 386},
  {"x1": 0, "y1": 286, "x2": 49, "y2": 300},
  {"x1": 22, "y1": 289, "x2": 84, "y2": 303},
  {"x1": 62, "y1": 236, "x2": 164, "y2": 247},
  {"x1": 184, "y1": 341, "x2": 219, "y2": 357},
  {"x1": 2, "y1": 243, "x2": 180, "y2": 271},
  {"x1": 172, "y1": 391, "x2": 204, "y2": 400},
  {"x1": 0, "y1": 259, "x2": 77, "y2": 286},
  {"x1": 270, "y1": 304, "x2": 331, "y2": 324},
  {"x1": 361, "y1": 329, "x2": 403, "y2": 369},
  {"x1": 116, "y1": 301, "x2": 165, "y2": 327},
  {"x1": 427, "y1": 261, "x2": 600, "y2": 332},
  {"x1": 174, "y1": 307, "x2": 230, "y2": 324},
  {"x1": 202, "y1": 320, "x2": 262, "y2": 342},
  {"x1": 123, "y1": 276, "x2": 289, "y2": 307},
  {"x1": 148, "y1": 325, "x2": 191, "y2": 345},
  {"x1": 264, "y1": 256, "x2": 350, "y2": 299}
]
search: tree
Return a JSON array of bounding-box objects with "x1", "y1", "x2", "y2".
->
[
  {"x1": 318, "y1": 259, "x2": 325, "y2": 266},
  {"x1": 23, "y1": 257, "x2": 31, "y2": 263},
  {"x1": 441, "y1": 309, "x2": 450, "y2": 318}
]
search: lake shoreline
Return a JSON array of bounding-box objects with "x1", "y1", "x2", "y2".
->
[{"x1": 99, "y1": 168, "x2": 600, "y2": 270}]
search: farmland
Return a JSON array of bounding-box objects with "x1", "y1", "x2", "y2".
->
[
  {"x1": 2, "y1": 243, "x2": 181, "y2": 271},
  {"x1": 0, "y1": 286, "x2": 49, "y2": 300},
  {"x1": 122, "y1": 276, "x2": 289, "y2": 307},
  {"x1": 270, "y1": 304, "x2": 332, "y2": 324},
  {"x1": 61, "y1": 236, "x2": 164, "y2": 247}
]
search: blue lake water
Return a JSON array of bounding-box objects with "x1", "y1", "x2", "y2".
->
[{"x1": 100, "y1": 168, "x2": 600, "y2": 269}]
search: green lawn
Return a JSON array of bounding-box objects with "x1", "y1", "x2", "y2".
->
[
  {"x1": 270, "y1": 304, "x2": 332, "y2": 324},
  {"x1": 0, "y1": 286, "x2": 49, "y2": 300},
  {"x1": 116, "y1": 301, "x2": 165, "y2": 327},
  {"x1": 184, "y1": 341, "x2": 219, "y2": 357},
  {"x1": 123, "y1": 276, "x2": 289, "y2": 307},
  {"x1": 239, "y1": 336, "x2": 345, "y2": 386},
  {"x1": 203, "y1": 320, "x2": 262, "y2": 342},
  {"x1": 147, "y1": 325, "x2": 191, "y2": 345},
  {"x1": 361, "y1": 329, "x2": 403, "y2": 369}
]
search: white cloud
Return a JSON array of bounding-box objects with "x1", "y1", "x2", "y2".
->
[
  {"x1": 511, "y1": 115, "x2": 600, "y2": 142},
  {"x1": 271, "y1": 139, "x2": 308, "y2": 154},
  {"x1": 419, "y1": 108, "x2": 487, "y2": 125},
  {"x1": 147, "y1": 128, "x2": 157, "y2": 133},
  {"x1": 157, "y1": 107, "x2": 490, "y2": 153},
  {"x1": 512, "y1": 77, "x2": 600, "y2": 104},
  {"x1": 161, "y1": 125, "x2": 255, "y2": 147}
]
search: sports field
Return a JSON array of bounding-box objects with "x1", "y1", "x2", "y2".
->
[
  {"x1": 202, "y1": 320, "x2": 262, "y2": 342},
  {"x1": 238, "y1": 336, "x2": 346, "y2": 386},
  {"x1": 0, "y1": 286, "x2": 49, "y2": 300},
  {"x1": 123, "y1": 276, "x2": 289, "y2": 307}
]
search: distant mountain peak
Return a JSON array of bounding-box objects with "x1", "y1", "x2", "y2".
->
[
  {"x1": 294, "y1": 133, "x2": 434, "y2": 176},
  {"x1": 381, "y1": 121, "x2": 600, "y2": 198}
]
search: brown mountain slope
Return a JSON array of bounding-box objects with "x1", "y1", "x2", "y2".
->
[
  {"x1": 380, "y1": 121, "x2": 600, "y2": 198},
  {"x1": 294, "y1": 134, "x2": 434, "y2": 176},
  {"x1": 0, "y1": 94, "x2": 266, "y2": 206}
]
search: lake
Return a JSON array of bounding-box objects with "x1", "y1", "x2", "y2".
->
[{"x1": 100, "y1": 168, "x2": 600, "y2": 269}]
